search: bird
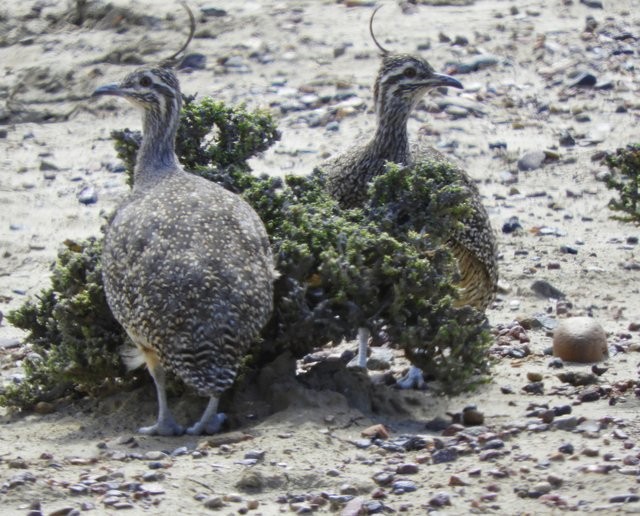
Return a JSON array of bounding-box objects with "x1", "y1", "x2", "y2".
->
[
  {"x1": 91, "y1": 9, "x2": 276, "y2": 435},
  {"x1": 320, "y1": 7, "x2": 498, "y2": 377}
]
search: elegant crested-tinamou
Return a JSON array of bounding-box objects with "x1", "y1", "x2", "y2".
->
[{"x1": 92, "y1": 8, "x2": 276, "y2": 435}]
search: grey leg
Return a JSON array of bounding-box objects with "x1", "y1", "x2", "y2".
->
[
  {"x1": 348, "y1": 327, "x2": 370, "y2": 369},
  {"x1": 186, "y1": 396, "x2": 226, "y2": 435},
  {"x1": 139, "y1": 362, "x2": 184, "y2": 436},
  {"x1": 396, "y1": 365, "x2": 426, "y2": 390}
]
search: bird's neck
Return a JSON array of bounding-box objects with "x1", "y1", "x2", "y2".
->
[
  {"x1": 370, "y1": 101, "x2": 412, "y2": 164},
  {"x1": 134, "y1": 110, "x2": 180, "y2": 189}
]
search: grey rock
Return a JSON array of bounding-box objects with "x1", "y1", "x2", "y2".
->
[
  {"x1": 531, "y1": 280, "x2": 565, "y2": 299},
  {"x1": 178, "y1": 53, "x2": 206, "y2": 70},
  {"x1": 568, "y1": 72, "x2": 597, "y2": 88},
  {"x1": 517, "y1": 150, "x2": 546, "y2": 171},
  {"x1": 77, "y1": 186, "x2": 97, "y2": 205}
]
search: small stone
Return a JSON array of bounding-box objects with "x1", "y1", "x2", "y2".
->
[
  {"x1": 518, "y1": 150, "x2": 546, "y2": 171},
  {"x1": 244, "y1": 450, "x2": 265, "y2": 461},
  {"x1": 559, "y1": 131, "x2": 575, "y2": 147},
  {"x1": 39, "y1": 160, "x2": 59, "y2": 171},
  {"x1": 580, "y1": 0, "x2": 603, "y2": 8},
  {"x1": 203, "y1": 496, "x2": 224, "y2": 509},
  {"x1": 568, "y1": 72, "x2": 597, "y2": 88},
  {"x1": 502, "y1": 216, "x2": 522, "y2": 234},
  {"x1": 144, "y1": 451, "x2": 168, "y2": 460},
  {"x1": 556, "y1": 371, "x2": 598, "y2": 386},
  {"x1": 361, "y1": 424, "x2": 389, "y2": 439},
  {"x1": 177, "y1": 53, "x2": 206, "y2": 70},
  {"x1": 201, "y1": 6, "x2": 227, "y2": 16},
  {"x1": 523, "y1": 382, "x2": 544, "y2": 395},
  {"x1": 553, "y1": 317, "x2": 608, "y2": 362},
  {"x1": 34, "y1": 401, "x2": 55, "y2": 414},
  {"x1": 392, "y1": 479, "x2": 417, "y2": 493},
  {"x1": 341, "y1": 497, "x2": 365, "y2": 516},
  {"x1": 429, "y1": 492, "x2": 451, "y2": 507},
  {"x1": 582, "y1": 447, "x2": 599, "y2": 457},
  {"x1": 396, "y1": 463, "x2": 419, "y2": 475},
  {"x1": 372, "y1": 471, "x2": 395, "y2": 486},
  {"x1": 578, "y1": 385, "x2": 601, "y2": 402},
  {"x1": 432, "y1": 448, "x2": 458, "y2": 464},
  {"x1": 449, "y1": 474, "x2": 468, "y2": 486},
  {"x1": 554, "y1": 417, "x2": 578, "y2": 431},
  {"x1": 77, "y1": 186, "x2": 98, "y2": 205},
  {"x1": 462, "y1": 407, "x2": 484, "y2": 426},
  {"x1": 526, "y1": 371, "x2": 543, "y2": 382},
  {"x1": 558, "y1": 442, "x2": 574, "y2": 454},
  {"x1": 609, "y1": 494, "x2": 640, "y2": 503},
  {"x1": 531, "y1": 280, "x2": 565, "y2": 299}
]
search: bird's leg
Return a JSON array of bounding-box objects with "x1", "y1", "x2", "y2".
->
[
  {"x1": 139, "y1": 351, "x2": 184, "y2": 436},
  {"x1": 396, "y1": 365, "x2": 426, "y2": 390},
  {"x1": 186, "y1": 396, "x2": 226, "y2": 435},
  {"x1": 357, "y1": 327, "x2": 370, "y2": 368},
  {"x1": 349, "y1": 327, "x2": 370, "y2": 369}
]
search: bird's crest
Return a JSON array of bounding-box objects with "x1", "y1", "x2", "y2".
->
[
  {"x1": 159, "y1": 2, "x2": 196, "y2": 69},
  {"x1": 369, "y1": 5, "x2": 390, "y2": 55}
]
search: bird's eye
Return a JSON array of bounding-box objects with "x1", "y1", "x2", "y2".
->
[
  {"x1": 139, "y1": 76, "x2": 152, "y2": 87},
  {"x1": 403, "y1": 67, "x2": 417, "y2": 78}
]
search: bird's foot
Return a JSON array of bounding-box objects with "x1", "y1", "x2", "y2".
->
[
  {"x1": 186, "y1": 412, "x2": 227, "y2": 436},
  {"x1": 396, "y1": 365, "x2": 426, "y2": 390},
  {"x1": 138, "y1": 417, "x2": 184, "y2": 436},
  {"x1": 347, "y1": 353, "x2": 368, "y2": 369}
]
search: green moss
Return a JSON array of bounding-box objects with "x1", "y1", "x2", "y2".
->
[
  {"x1": 4, "y1": 96, "x2": 491, "y2": 409},
  {"x1": 604, "y1": 144, "x2": 640, "y2": 223}
]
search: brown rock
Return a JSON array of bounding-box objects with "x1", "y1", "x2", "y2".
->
[{"x1": 552, "y1": 317, "x2": 608, "y2": 362}]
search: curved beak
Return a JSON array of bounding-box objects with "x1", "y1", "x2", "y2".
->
[
  {"x1": 431, "y1": 73, "x2": 463, "y2": 90},
  {"x1": 92, "y1": 83, "x2": 123, "y2": 97}
]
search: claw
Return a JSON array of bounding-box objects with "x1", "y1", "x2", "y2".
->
[
  {"x1": 186, "y1": 412, "x2": 226, "y2": 435},
  {"x1": 138, "y1": 418, "x2": 184, "y2": 436}
]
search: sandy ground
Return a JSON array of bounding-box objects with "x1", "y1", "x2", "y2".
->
[{"x1": 2, "y1": 0, "x2": 640, "y2": 514}]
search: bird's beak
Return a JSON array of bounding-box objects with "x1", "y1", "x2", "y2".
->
[
  {"x1": 431, "y1": 73, "x2": 463, "y2": 90},
  {"x1": 92, "y1": 83, "x2": 123, "y2": 97}
]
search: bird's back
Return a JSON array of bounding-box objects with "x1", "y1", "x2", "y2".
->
[
  {"x1": 103, "y1": 170, "x2": 275, "y2": 395},
  {"x1": 411, "y1": 142, "x2": 498, "y2": 310}
]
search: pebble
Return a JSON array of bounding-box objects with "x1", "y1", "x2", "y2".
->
[
  {"x1": 144, "y1": 451, "x2": 168, "y2": 461},
  {"x1": 530, "y1": 280, "x2": 565, "y2": 299},
  {"x1": 522, "y1": 382, "x2": 544, "y2": 395},
  {"x1": 446, "y1": 54, "x2": 499, "y2": 74},
  {"x1": 429, "y1": 492, "x2": 451, "y2": 507},
  {"x1": 553, "y1": 416, "x2": 579, "y2": 431},
  {"x1": 77, "y1": 186, "x2": 97, "y2": 205},
  {"x1": 203, "y1": 496, "x2": 224, "y2": 509},
  {"x1": 177, "y1": 53, "x2": 207, "y2": 70},
  {"x1": 568, "y1": 71, "x2": 597, "y2": 88},
  {"x1": 396, "y1": 463, "x2": 419, "y2": 475},
  {"x1": 517, "y1": 150, "x2": 547, "y2": 171},
  {"x1": 578, "y1": 385, "x2": 601, "y2": 402},
  {"x1": 610, "y1": 494, "x2": 640, "y2": 503},
  {"x1": 558, "y1": 443, "x2": 574, "y2": 454},
  {"x1": 432, "y1": 448, "x2": 457, "y2": 464},
  {"x1": 391, "y1": 479, "x2": 417, "y2": 494},
  {"x1": 553, "y1": 317, "x2": 608, "y2": 362},
  {"x1": 502, "y1": 216, "x2": 522, "y2": 233},
  {"x1": 244, "y1": 449, "x2": 265, "y2": 461},
  {"x1": 526, "y1": 371, "x2": 543, "y2": 382}
]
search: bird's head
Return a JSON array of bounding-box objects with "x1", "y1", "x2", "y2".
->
[
  {"x1": 92, "y1": 66, "x2": 181, "y2": 116},
  {"x1": 373, "y1": 53, "x2": 462, "y2": 110}
]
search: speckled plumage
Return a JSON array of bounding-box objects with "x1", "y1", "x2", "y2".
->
[
  {"x1": 93, "y1": 65, "x2": 275, "y2": 435},
  {"x1": 322, "y1": 53, "x2": 498, "y2": 311}
]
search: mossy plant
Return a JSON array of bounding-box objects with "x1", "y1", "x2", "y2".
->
[
  {"x1": 4, "y1": 96, "x2": 491, "y2": 409},
  {"x1": 604, "y1": 144, "x2": 640, "y2": 223}
]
